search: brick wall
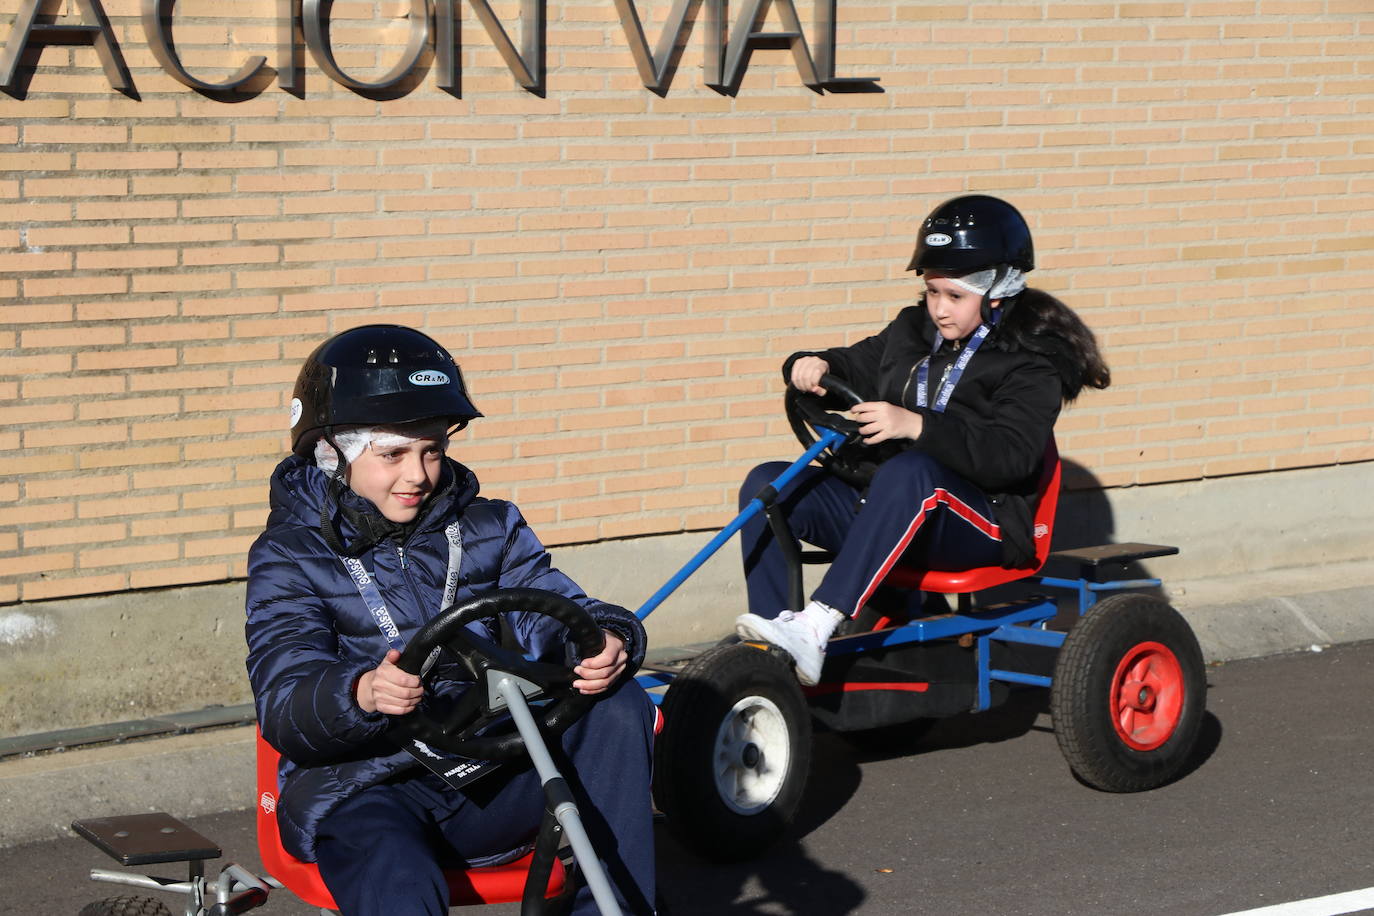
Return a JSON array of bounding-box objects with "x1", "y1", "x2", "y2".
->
[{"x1": 2, "y1": 0, "x2": 1372, "y2": 605}]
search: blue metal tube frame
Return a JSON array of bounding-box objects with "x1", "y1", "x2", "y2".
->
[
  {"x1": 825, "y1": 597, "x2": 1061, "y2": 655},
  {"x1": 633, "y1": 428, "x2": 847, "y2": 621},
  {"x1": 1038, "y1": 575, "x2": 1163, "y2": 614}
]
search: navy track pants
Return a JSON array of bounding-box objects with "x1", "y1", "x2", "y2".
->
[
  {"x1": 739, "y1": 449, "x2": 1004, "y2": 619},
  {"x1": 314, "y1": 678, "x2": 656, "y2": 916}
]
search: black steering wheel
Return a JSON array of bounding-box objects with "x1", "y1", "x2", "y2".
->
[
  {"x1": 392, "y1": 588, "x2": 606, "y2": 761},
  {"x1": 785, "y1": 372, "x2": 903, "y2": 488}
]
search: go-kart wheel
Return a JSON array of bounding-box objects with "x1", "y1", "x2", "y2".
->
[
  {"x1": 785, "y1": 372, "x2": 900, "y2": 488},
  {"x1": 78, "y1": 896, "x2": 173, "y2": 916},
  {"x1": 391, "y1": 588, "x2": 606, "y2": 762},
  {"x1": 1050, "y1": 593, "x2": 1206, "y2": 792},
  {"x1": 653, "y1": 642, "x2": 811, "y2": 862}
]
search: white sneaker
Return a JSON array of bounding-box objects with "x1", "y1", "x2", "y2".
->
[{"x1": 735, "y1": 604, "x2": 842, "y2": 686}]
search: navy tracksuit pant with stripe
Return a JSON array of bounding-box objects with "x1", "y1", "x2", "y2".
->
[{"x1": 740, "y1": 449, "x2": 1004, "y2": 618}]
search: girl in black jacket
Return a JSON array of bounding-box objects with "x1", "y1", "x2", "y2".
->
[{"x1": 735, "y1": 196, "x2": 1110, "y2": 685}]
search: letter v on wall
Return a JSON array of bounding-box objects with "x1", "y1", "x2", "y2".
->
[{"x1": 613, "y1": 0, "x2": 723, "y2": 96}]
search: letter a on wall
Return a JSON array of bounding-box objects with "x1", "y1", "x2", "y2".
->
[{"x1": 1, "y1": 0, "x2": 133, "y2": 94}]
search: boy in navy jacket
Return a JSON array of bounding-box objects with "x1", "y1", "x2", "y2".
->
[{"x1": 246, "y1": 325, "x2": 655, "y2": 915}]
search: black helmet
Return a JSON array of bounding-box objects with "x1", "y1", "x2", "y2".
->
[
  {"x1": 907, "y1": 195, "x2": 1035, "y2": 275},
  {"x1": 290, "y1": 325, "x2": 481, "y2": 455}
]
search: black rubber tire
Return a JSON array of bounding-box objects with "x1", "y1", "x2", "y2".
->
[
  {"x1": 653, "y1": 643, "x2": 812, "y2": 862},
  {"x1": 78, "y1": 896, "x2": 174, "y2": 916},
  {"x1": 1051, "y1": 593, "x2": 1207, "y2": 792}
]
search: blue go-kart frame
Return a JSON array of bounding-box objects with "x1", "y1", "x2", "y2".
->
[{"x1": 631, "y1": 376, "x2": 1208, "y2": 862}]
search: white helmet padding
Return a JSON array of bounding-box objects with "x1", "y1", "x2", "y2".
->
[
  {"x1": 932, "y1": 266, "x2": 1027, "y2": 299},
  {"x1": 314, "y1": 419, "x2": 451, "y2": 475}
]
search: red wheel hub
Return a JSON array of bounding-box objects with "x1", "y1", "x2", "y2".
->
[{"x1": 1109, "y1": 641, "x2": 1184, "y2": 751}]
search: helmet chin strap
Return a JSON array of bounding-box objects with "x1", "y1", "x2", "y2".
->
[{"x1": 317, "y1": 425, "x2": 352, "y2": 555}]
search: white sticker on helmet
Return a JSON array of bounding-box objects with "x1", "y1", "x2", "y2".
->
[
  {"x1": 925, "y1": 232, "x2": 952, "y2": 247},
  {"x1": 409, "y1": 370, "x2": 450, "y2": 387},
  {"x1": 289, "y1": 397, "x2": 303, "y2": 428}
]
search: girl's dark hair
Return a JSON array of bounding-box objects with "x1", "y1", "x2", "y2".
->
[{"x1": 998, "y1": 288, "x2": 1111, "y2": 402}]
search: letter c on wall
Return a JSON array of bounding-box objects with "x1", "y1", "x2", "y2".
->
[{"x1": 141, "y1": 0, "x2": 268, "y2": 93}]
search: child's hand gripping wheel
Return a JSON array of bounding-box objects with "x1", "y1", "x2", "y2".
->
[
  {"x1": 392, "y1": 588, "x2": 606, "y2": 762},
  {"x1": 785, "y1": 372, "x2": 901, "y2": 488}
]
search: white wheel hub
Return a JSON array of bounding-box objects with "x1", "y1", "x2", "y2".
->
[{"x1": 712, "y1": 694, "x2": 791, "y2": 815}]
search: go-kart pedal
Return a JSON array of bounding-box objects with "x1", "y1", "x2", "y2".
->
[
  {"x1": 73, "y1": 811, "x2": 271, "y2": 916},
  {"x1": 74, "y1": 812, "x2": 220, "y2": 867}
]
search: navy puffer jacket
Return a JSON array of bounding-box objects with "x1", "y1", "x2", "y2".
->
[{"x1": 245, "y1": 454, "x2": 646, "y2": 862}]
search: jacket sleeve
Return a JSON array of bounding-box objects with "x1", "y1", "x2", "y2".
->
[
  {"x1": 245, "y1": 535, "x2": 390, "y2": 766},
  {"x1": 914, "y1": 354, "x2": 1062, "y2": 491},
  {"x1": 493, "y1": 503, "x2": 647, "y2": 671}
]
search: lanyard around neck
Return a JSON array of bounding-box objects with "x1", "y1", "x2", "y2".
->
[
  {"x1": 336, "y1": 521, "x2": 499, "y2": 788},
  {"x1": 337, "y1": 521, "x2": 464, "y2": 654},
  {"x1": 915, "y1": 321, "x2": 992, "y2": 413}
]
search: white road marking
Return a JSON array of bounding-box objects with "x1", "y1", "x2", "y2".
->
[{"x1": 1218, "y1": 887, "x2": 1374, "y2": 916}]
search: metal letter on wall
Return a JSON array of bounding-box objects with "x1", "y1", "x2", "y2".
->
[
  {"x1": 436, "y1": 0, "x2": 544, "y2": 93},
  {"x1": 302, "y1": 0, "x2": 430, "y2": 92},
  {"x1": 142, "y1": 0, "x2": 267, "y2": 93},
  {"x1": 1, "y1": 0, "x2": 132, "y2": 94},
  {"x1": 613, "y1": 0, "x2": 723, "y2": 95},
  {"x1": 277, "y1": 0, "x2": 302, "y2": 95},
  {"x1": 814, "y1": 0, "x2": 878, "y2": 90},
  {"x1": 717, "y1": 0, "x2": 818, "y2": 93}
]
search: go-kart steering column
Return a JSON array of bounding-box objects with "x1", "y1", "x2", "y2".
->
[{"x1": 494, "y1": 675, "x2": 623, "y2": 916}]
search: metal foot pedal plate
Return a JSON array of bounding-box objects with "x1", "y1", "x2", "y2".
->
[
  {"x1": 73, "y1": 812, "x2": 221, "y2": 866},
  {"x1": 1048, "y1": 542, "x2": 1179, "y2": 581}
]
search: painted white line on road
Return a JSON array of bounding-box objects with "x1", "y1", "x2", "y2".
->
[{"x1": 1218, "y1": 887, "x2": 1374, "y2": 916}]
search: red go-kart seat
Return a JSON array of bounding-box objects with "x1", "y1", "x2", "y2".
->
[
  {"x1": 255, "y1": 729, "x2": 565, "y2": 909},
  {"x1": 883, "y1": 438, "x2": 1061, "y2": 595}
]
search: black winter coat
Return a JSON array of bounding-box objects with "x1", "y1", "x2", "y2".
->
[
  {"x1": 245, "y1": 454, "x2": 645, "y2": 862},
  {"x1": 785, "y1": 289, "x2": 1078, "y2": 566}
]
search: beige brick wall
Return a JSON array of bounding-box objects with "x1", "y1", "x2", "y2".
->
[{"x1": 2, "y1": 0, "x2": 1372, "y2": 606}]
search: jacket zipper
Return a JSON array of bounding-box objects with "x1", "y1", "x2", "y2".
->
[{"x1": 901, "y1": 361, "x2": 921, "y2": 409}]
